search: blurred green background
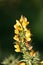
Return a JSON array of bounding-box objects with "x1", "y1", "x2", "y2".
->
[{"x1": 0, "y1": 0, "x2": 43, "y2": 63}]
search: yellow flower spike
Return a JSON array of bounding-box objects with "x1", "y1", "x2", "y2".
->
[
  {"x1": 13, "y1": 35, "x2": 19, "y2": 42},
  {"x1": 14, "y1": 44, "x2": 21, "y2": 52},
  {"x1": 19, "y1": 62, "x2": 26, "y2": 65}
]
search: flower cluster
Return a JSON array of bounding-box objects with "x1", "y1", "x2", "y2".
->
[
  {"x1": 13, "y1": 15, "x2": 31, "y2": 52},
  {"x1": 13, "y1": 16, "x2": 41, "y2": 65}
]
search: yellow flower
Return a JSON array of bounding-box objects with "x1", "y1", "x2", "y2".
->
[
  {"x1": 22, "y1": 21, "x2": 29, "y2": 28},
  {"x1": 20, "y1": 15, "x2": 29, "y2": 28},
  {"x1": 17, "y1": 27, "x2": 23, "y2": 31},
  {"x1": 19, "y1": 62, "x2": 26, "y2": 65},
  {"x1": 24, "y1": 27, "x2": 27, "y2": 31},
  {"x1": 20, "y1": 15, "x2": 27, "y2": 22},
  {"x1": 14, "y1": 44, "x2": 20, "y2": 52},
  {"x1": 14, "y1": 20, "x2": 21, "y2": 28},
  {"x1": 26, "y1": 37, "x2": 31, "y2": 41},
  {"x1": 40, "y1": 61, "x2": 43, "y2": 65},
  {"x1": 15, "y1": 48, "x2": 20, "y2": 52},
  {"x1": 25, "y1": 29, "x2": 31, "y2": 41},
  {"x1": 16, "y1": 20, "x2": 21, "y2": 26},
  {"x1": 30, "y1": 50, "x2": 35, "y2": 56},
  {"x1": 20, "y1": 15, "x2": 24, "y2": 23},
  {"x1": 14, "y1": 29, "x2": 19, "y2": 34},
  {"x1": 13, "y1": 35, "x2": 19, "y2": 41},
  {"x1": 14, "y1": 23, "x2": 23, "y2": 31},
  {"x1": 14, "y1": 24, "x2": 20, "y2": 29},
  {"x1": 14, "y1": 20, "x2": 21, "y2": 29},
  {"x1": 14, "y1": 23, "x2": 18, "y2": 29},
  {"x1": 25, "y1": 30, "x2": 31, "y2": 37}
]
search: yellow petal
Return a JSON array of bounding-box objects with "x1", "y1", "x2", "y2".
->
[
  {"x1": 18, "y1": 27, "x2": 23, "y2": 30},
  {"x1": 14, "y1": 20, "x2": 21, "y2": 29},
  {"x1": 20, "y1": 15, "x2": 24, "y2": 23},
  {"x1": 14, "y1": 44, "x2": 20, "y2": 48},
  {"x1": 22, "y1": 21, "x2": 29, "y2": 28},
  {"x1": 30, "y1": 50, "x2": 35, "y2": 56},
  {"x1": 13, "y1": 35, "x2": 19, "y2": 41},
  {"x1": 14, "y1": 44, "x2": 20, "y2": 52},
  {"x1": 20, "y1": 15, "x2": 29, "y2": 28},
  {"x1": 19, "y1": 62, "x2": 26, "y2": 65},
  {"x1": 14, "y1": 24, "x2": 23, "y2": 31},
  {"x1": 26, "y1": 37, "x2": 31, "y2": 41},
  {"x1": 25, "y1": 30, "x2": 31, "y2": 37},
  {"x1": 24, "y1": 27, "x2": 27, "y2": 31},
  {"x1": 14, "y1": 24, "x2": 18, "y2": 29},
  {"x1": 16, "y1": 20, "x2": 21, "y2": 26},
  {"x1": 14, "y1": 29, "x2": 19, "y2": 34},
  {"x1": 15, "y1": 48, "x2": 20, "y2": 52},
  {"x1": 24, "y1": 17, "x2": 27, "y2": 22}
]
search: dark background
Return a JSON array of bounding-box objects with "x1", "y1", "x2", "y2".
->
[{"x1": 0, "y1": 0, "x2": 43, "y2": 62}]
